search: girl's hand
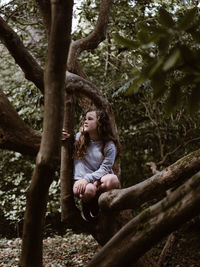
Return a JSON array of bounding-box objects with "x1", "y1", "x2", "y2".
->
[
  {"x1": 76, "y1": 178, "x2": 88, "y2": 195},
  {"x1": 94, "y1": 180, "x2": 101, "y2": 190},
  {"x1": 61, "y1": 129, "x2": 70, "y2": 140}
]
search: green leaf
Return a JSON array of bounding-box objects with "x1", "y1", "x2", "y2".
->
[
  {"x1": 158, "y1": 8, "x2": 175, "y2": 28},
  {"x1": 177, "y1": 7, "x2": 198, "y2": 31},
  {"x1": 163, "y1": 49, "x2": 180, "y2": 71},
  {"x1": 137, "y1": 30, "x2": 151, "y2": 44},
  {"x1": 149, "y1": 57, "x2": 164, "y2": 77},
  {"x1": 112, "y1": 80, "x2": 133, "y2": 97},
  {"x1": 139, "y1": 24, "x2": 168, "y2": 43},
  {"x1": 125, "y1": 76, "x2": 147, "y2": 95},
  {"x1": 113, "y1": 34, "x2": 139, "y2": 49}
]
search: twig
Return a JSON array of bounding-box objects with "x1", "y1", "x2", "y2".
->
[{"x1": 157, "y1": 233, "x2": 176, "y2": 267}]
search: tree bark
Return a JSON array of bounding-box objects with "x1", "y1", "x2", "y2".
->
[
  {"x1": 87, "y1": 171, "x2": 200, "y2": 267},
  {"x1": 60, "y1": 92, "x2": 76, "y2": 222},
  {"x1": 19, "y1": 1, "x2": 73, "y2": 266},
  {"x1": 0, "y1": 88, "x2": 41, "y2": 155}
]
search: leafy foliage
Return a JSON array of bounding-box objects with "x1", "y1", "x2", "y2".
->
[{"x1": 114, "y1": 3, "x2": 200, "y2": 114}]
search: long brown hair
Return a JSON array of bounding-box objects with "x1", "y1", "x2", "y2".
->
[{"x1": 74, "y1": 108, "x2": 119, "y2": 159}]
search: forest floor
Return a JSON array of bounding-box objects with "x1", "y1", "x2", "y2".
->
[
  {"x1": 0, "y1": 230, "x2": 100, "y2": 267},
  {"x1": 0, "y1": 219, "x2": 200, "y2": 267},
  {"x1": 149, "y1": 218, "x2": 200, "y2": 267}
]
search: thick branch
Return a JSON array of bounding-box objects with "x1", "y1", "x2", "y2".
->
[
  {"x1": 88, "y1": 171, "x2": 200, "y2": 267},
  {"x1": 0, "y1": 88, "x2": 41, "y2": 155},
  {"x1": 67, "y1": 0, "x2": 112, "y2": 72},
  {"x1": 66, "y1": 71, "x2": 110, "y2": 111},
  {"x1": 0, "y1": 16, "x2": 44, "y2": 92},
  {"x1": 99, "y1": 148, "x2": 200, "y2": 211}
]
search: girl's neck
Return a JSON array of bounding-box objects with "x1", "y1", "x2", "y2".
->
[{"x1": 89, "y1": 132, "x2": 100, "y2": 141}]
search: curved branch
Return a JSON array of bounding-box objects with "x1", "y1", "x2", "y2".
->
[
  {"x1": 0, "y1": 16, "x2": 44, "y2": 92},
  {"x1": 67, "y1": 0, "x2": 113, "y2": 72},
  {"x1": 66, "y1": 71, "x2": 110, "y2": 111},
  {"x1": 88, "y1": 171, "x2": 200, "y2": 267},
  {"x1": 99, "y1": 148, "x2": 200, "y2": 211},
  {"x1": 0, "y1": 88, "x2": 41, "y2": 155}
]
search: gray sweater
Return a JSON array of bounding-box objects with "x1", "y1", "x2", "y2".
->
[{"x1": 74, "y1": 132, "x2": 117, "y2": 183}]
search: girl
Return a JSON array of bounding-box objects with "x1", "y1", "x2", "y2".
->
[{"x1": 62, "y1": 108, "x2": 120, "y2": 221}]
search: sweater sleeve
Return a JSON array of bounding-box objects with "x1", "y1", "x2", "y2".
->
[{"x1": 84, "y1": 141, "x2": 117, "y2": 182}]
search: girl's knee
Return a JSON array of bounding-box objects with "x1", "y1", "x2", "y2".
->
[
  {"x1": 109, "y1": 175, "x2": 120, "y2": 188},
  {"x1": 83, "y1": 183, "x2": 97, "y2": 201},
  {"x1": 101, "y1": 174, "x2": 120, "y2": 191}
]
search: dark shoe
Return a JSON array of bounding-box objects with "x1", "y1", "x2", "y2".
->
[
  {"x1": 81, "y1": 198, "x2": 99, "y2": 222},
  {"x1": 89, "y1": 197, "x2": 99, "y2": 218},
  {"x1": 81, "y1": 200, "x2": 93, "y2": 222}
]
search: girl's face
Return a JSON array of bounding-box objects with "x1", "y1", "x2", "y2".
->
[{"x1": 83, "y1": 111, "x2": 98, "y2": 134}]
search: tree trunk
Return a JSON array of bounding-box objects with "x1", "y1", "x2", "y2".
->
[
  {"x1": 19, "y1": 166, "x2": 54, "y2": 267},
  {"x1": 60, "y1": 92, "x2": 78, "y2": 222},
  {"x1": 19, "y1": 0, "x2": 73, "y2": 266}
]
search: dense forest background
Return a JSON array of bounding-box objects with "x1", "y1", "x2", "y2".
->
[{"x1": 1, "y1": 1, "x2": 200, "y2": 265}]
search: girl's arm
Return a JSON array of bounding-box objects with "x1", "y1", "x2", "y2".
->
[{"x1": 84, "y1": 142, "x2": 117, "y2": 183}]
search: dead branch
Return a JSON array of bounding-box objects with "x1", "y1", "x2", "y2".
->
[
  {"x1": 146, "y1": 161, "x2": 160, "y2": 175},
  {"x1": 157, "y1": 136, "x2": 200, "y2": 166},
  {"x1": 99, "y1": 148, "x2": 200, "y2": 211},
  {"x1": 87, "y1": 171, "x2": 200, "y2": 267},
  {"x1": 157, "y1": 233, "x2": 176, "y2": 267}
]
